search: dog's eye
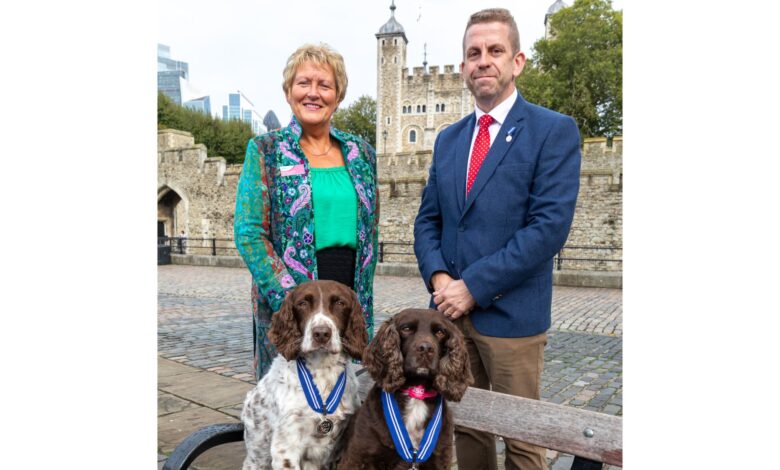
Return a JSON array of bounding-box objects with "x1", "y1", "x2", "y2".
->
[
  {"x1": 334, "y1": 299, "x2": 346, "y2": 307},
  {"x1": 399, "y1": 324, "x2": 413, "y2": 333},
  {"x1": 434, "y1": 327, "x2": 447, "y2": 339},
  {"x1": 296, "y1": 300, "x2": 308, "y2": 308}
]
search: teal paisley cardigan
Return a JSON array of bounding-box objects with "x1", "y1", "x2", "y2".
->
[{"x1": 234, "y1": 117, "x2": 379, "y2": 379}]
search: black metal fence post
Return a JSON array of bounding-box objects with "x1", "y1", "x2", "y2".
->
[
  {"x1": 211, "y1": 238, "x2": 217, "y2": 256},
  {"x1": 178, "y1": 237, "x2": 184, "y2": 254},
  {"x1": 157, "y1": 237, "x2": 172, "y2": 265},
  {"x1": 379, "y1": 242, "x2": 384, "y2": 263}
]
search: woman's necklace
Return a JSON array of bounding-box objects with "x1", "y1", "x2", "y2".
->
[{"x1": 303, "y1": 139, "x2": 332, "y2": 157}]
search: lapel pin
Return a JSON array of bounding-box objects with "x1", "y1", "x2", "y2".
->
[{"x1": 506, "y1": 126, "x2": 516, "y2": 142}]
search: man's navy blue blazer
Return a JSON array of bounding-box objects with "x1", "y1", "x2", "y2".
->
[{"x1": 414, "y1": 93, "x2": 581, "y2": 338}]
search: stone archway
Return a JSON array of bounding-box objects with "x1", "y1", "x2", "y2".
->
[{"x1": 157, "y1": 186, "x2": 185, "y2": 238}]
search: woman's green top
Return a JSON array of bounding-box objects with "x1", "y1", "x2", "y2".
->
[{"x1": 310, "y1": 166, "x2": 358, "y2": 250}]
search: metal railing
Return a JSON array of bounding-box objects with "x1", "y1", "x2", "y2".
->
[
  {"x1": 157, "y1": 237, "x2": 240, "y2": 257},
  {"x1": 378, "y1": 241, "x2": 416, "y2": 263},
  {"x1": 553, "y1": 245, "x2": 622, "y2": 271},
  {"x1": 157, "y1": 238, "x2": 621, "y2": 271},
  {"x1": 378, "y1": 241, "x2": 622, "y2": 271}
]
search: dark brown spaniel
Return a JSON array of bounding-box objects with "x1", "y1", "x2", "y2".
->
[{"x1": 337, "y1": 308, "x2": 473, "y2": 470}]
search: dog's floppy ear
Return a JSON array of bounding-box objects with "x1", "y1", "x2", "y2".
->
[
  {"x1": 362, "y1": 318, "x2": 405, "y2": 392},
  {"x1": 268, "y1": 291, "x2": 302, "y2": 361},
  {"x1": 342, "y1": 289, "x2": 369, "y2": 361},
  {"x1": 434, "y1": 318, "x2": 473, "y2": 401}
]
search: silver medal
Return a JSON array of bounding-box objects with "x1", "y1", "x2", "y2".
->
[{"x1": 317, "y1": 417, "x2": 333, "y2": 435}]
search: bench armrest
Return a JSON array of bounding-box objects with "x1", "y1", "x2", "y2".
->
[{"x1": 162, "y1": 423, "x2": 244, "y2": 470}]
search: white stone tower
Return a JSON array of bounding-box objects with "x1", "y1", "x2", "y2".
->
[
  {"x1": 375, "y1": 0, "x2": 407, "y2": 156},
  {"x1": 544, "y1": 0, "x2": 568, "y2": 39}
]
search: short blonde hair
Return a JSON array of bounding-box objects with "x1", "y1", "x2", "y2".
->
[
  {"x1": 463, "y1": 8, "x2": 521, "y2": 55},
  {"x1": 282, "y1": 43, "x2": 348, "y2": 104}
]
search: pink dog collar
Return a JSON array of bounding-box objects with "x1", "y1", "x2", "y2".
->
[{"x1": 401, "y1": 385, "x2": 439, "y2": 400}]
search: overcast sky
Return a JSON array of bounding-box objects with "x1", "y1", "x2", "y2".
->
[{"x1": 158, "y1": 0, "x2": 622, "y2": 126}]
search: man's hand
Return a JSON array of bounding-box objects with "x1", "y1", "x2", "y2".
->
[
  {"x1": 430, "y1": 271, "x2": 454, "y2": 292},
  {"x1": 433, "y1": 279, "x2": 476, "y2": 320}
]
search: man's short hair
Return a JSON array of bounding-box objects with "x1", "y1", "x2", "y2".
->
[
  {"x1": 282, "y1": 43, "x2": 348, "y2": 104},
  {"x1": 462, "y1": 8, "x2": 521, "y2": 56}
]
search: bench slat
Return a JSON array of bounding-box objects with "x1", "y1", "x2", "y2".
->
[{"x1": 357, "y1": 373, "x2": 622, "y2": 467}]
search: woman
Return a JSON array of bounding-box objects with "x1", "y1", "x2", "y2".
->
[{"x1": 234, "y1": 43, "x2": 379, "y2": 380}]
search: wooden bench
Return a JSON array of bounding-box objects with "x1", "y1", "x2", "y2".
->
[{"x1": 163, "y1": 369, "x2": 622, "y2": 469}]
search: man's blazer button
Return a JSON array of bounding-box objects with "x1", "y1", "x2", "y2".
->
[{"x1": 493, "y1": 294, "x2": 502, "y2": 301}]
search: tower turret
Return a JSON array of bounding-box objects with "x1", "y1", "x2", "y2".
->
[
  {"x1": 376, "y1": 0, "x2": 408, "y2": 155},
  {"x1": 544, "y1": 0, "x2": 568, "y2": 39}
]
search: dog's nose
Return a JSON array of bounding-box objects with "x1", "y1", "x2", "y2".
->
[
  {"x1": 417, "y1": 342, "x2": 433, "y2": 354},
  {"x1": 313, "y1": 326, "x2": 332, "y2": 345}
]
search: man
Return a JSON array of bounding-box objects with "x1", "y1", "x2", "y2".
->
[{"x1": 413, "y1": 8, "x2": 581, "y2": 470}]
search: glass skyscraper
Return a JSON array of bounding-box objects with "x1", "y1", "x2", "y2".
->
[
  {"x1": 184, "y1": 96, "x2": 211, "y2": 115},
  {"x1": 158, "y1": 44, "x2": 210, "y2": 113},
  {"x1": 157, "y1": 44, "x2": 189, "y2": 104},
  {"x1": 222, "y1": 92, "x2": 266, "y2": 135}
]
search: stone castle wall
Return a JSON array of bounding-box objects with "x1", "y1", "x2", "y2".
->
[
  {"x1": 565, "y1": 137, "x2": 622, "y2": 271},
  {"x1": 157, "y1": 129, "x2": 242, "y2": 248}
]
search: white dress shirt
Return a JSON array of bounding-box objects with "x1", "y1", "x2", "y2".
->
[{"x1": 466, "y1": 88, "x2": 519, "y2": 181}]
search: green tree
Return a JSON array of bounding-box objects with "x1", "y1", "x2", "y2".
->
[
  {"x1": 331, "y1": 95, "x2": 377, "y2": 148},
  {"x1": 516, "y1": 0, "x2": 622, "y2": 139},
  {"x1": 157, "y1": 92, "x2": 255, "y2": 164}
]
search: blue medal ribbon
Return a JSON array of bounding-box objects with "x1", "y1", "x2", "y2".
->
[
  {"x1": 296, "y1": 358, "x2": 347, "y2": 415},
  {"x1": 381, "y1": 389, "x2": 444, "y2": 465}
]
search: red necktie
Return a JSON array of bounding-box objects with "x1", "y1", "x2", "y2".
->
[{"x1": 466, "y1": 114, "x2": 494, "y2": 195}]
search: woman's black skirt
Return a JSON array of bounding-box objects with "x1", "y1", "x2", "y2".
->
[{"x1": 316, "y1": 247, "x2": 356, "y2": 289}]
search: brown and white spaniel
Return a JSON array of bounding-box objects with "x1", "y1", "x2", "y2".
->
[
  {"x1": 241, "y1": 280, "x2": 368, "y2": 470},
  {"x1": 336, "y1": 308, "x2": 473, "y2": 470}
]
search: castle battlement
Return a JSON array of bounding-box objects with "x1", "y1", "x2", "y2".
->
[
  {"x1": 158, "y1": 128, "x2": 195, "y2": 149},
  {"x1": 157, "y1": 128, "x2": 241, "y2": 241},
  {"x1": 402, "y1": 65, "x2": 462, "y2": 82},
  {"x1": 583, "y1": 136, "x2": 623, "y2": 156},
  {"x1": 158, "y1": 129, "x2": 229, "y2": 186}
]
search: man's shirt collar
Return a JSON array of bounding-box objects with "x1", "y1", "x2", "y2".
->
[{"x1": 474, "y1": 88, "x2": 517, "y2": 128}]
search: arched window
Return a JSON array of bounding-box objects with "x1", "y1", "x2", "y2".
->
[
  {"x1": 435, "y1": 104, "x2": 440, "y2": 112},
  {"x1": 416, "y1": 105, "x2": 421, "y2": 113},
  {"x1": 409, "y1": 129, "x2": 417, "y2": 143},
  {"x1": 422, "y1": 105, "x2": 426, "y2": 113},
  {"x1": 382, "y1": 39, "x2": 386, "y2": 46},
  {"x1": 441, "y1": 103, "x2": 445, "y2": 112},
  {"x1": 394, "y1": 38, "x2": 397, "y2": 45}
]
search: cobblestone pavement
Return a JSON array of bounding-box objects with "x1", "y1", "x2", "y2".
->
[{"x1": 158, "y1": 265, "x2": 622, "y2": 415}]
